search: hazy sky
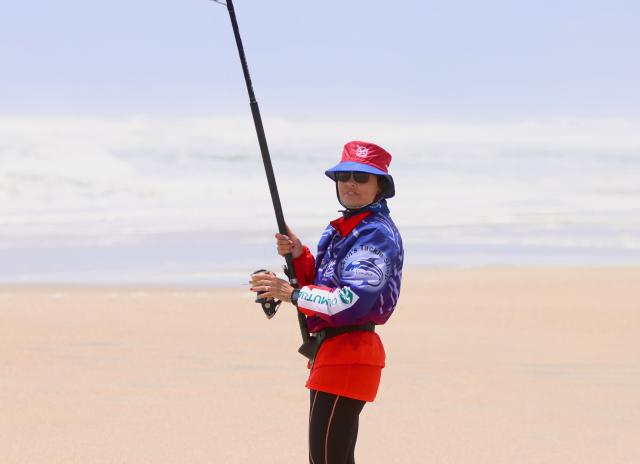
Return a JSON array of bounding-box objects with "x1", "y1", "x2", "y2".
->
[{"x1": 1, "y1": 0, "x2": 638, "y2": 120}]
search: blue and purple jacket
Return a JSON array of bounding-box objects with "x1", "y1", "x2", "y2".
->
[{"x1": 292, "y1": 200, "x2": 403, "y2": 333}]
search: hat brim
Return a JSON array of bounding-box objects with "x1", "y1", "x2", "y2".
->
[{"x1": 325, "y1": 161, "x2": 395, "y2": 198}]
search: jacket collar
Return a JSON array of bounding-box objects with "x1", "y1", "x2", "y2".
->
[{"x1": 330, "y1": 211, "x2": 372, "y2": 237}]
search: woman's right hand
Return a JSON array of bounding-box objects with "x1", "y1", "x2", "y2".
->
[{"x1": 275, "y1": 226, "x2": 303, "y2": 259}]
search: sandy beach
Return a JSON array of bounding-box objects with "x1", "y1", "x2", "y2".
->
[{"x1": 1, "y1": 267, "x2": 639, "y2": 463}]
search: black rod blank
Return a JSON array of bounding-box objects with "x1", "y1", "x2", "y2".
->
[{"x1": 217, "y1": 0, "x2": 311, "y2": 347}]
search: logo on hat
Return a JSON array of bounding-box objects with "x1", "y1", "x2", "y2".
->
[{"x1": 355, "y1": 145, "x2": 370, "y2": 158}]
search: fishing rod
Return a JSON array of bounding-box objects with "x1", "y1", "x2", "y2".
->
[{"x1": 212, "y1": 0, "x2": 313, "y2": 357}]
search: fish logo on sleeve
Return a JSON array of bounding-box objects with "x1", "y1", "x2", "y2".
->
[
  {"x1": 340, "y1": 244, "x2": 391, "y2": 289},
  {"x1": 343, "y1": 257, "x2": 384, "y2": 287}
]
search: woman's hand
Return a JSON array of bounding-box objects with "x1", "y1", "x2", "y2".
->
[
  {"x1": 250, "y1": 272, "x2": 295, "y2": 303},
  {"x1": 275, "y1": 225, "x2": 303, "y2": 259}
]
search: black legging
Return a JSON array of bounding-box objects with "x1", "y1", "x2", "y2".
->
[{"x1": 308, "y1": 389, "x2": 366, "y2": 464}]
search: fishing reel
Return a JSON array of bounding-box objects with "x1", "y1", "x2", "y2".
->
[{"x1": 251, "y1": 269, "x2": 282, "y2": 319}]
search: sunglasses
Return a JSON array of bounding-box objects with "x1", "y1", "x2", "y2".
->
[{"x1": 335, "y1": 171, "x2": 371, "y2": 183}]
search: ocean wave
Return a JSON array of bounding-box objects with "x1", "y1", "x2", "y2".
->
[{"x1": 1, "y1": 115, "x2": 639, "y2": 247}]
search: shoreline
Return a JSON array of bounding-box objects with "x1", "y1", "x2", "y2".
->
[{"x1": 2, "y1": 263, "x2": 640, "y2": 290}]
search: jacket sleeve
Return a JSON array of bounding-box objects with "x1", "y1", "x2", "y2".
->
[
  {"x1": 292, "y1": 246, "x2": 316, "y2": 287},
  {"x1": 295, "y1": 227, "x2": 399, "y2": 326}
]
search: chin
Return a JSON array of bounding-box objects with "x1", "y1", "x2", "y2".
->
[
  {"x1": 342, "y1": 201, "x2": 365, "y2": 209},
  {"x1": 339, "y1": 193, "x2": 375, "y2": 209}
]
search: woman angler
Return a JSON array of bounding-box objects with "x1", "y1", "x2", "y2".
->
[{"x1": 250, "y1": 140, "x2": 404, "y2": 464}]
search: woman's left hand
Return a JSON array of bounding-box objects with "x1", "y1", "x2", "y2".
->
[{"x1": 250, "y1": 272, "x2": 294, "y2": 303}]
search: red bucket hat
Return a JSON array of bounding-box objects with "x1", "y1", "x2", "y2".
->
[{"x1": 325, "y1": 141, "x2": 395, "y2": 198}]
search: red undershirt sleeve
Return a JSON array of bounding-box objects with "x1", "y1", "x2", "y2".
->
[{"x1": 292, "y1": 246, "x2": 316, "y2": 287}]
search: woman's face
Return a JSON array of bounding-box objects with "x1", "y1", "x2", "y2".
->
[{"x1": 337, "y1": 172, "x2": 382, "y2": 209}]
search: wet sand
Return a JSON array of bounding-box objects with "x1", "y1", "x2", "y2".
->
[{"x1": 1, "y1": 267, "x2": 639, "y2": 463}]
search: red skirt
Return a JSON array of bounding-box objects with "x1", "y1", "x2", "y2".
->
[{"x1": 305, "y1": 331, "x2": 386, "y2": 402}]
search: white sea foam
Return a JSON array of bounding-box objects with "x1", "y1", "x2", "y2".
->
[{"x1": 1, "y1": 115, "x2": 639, "y2": 282}]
